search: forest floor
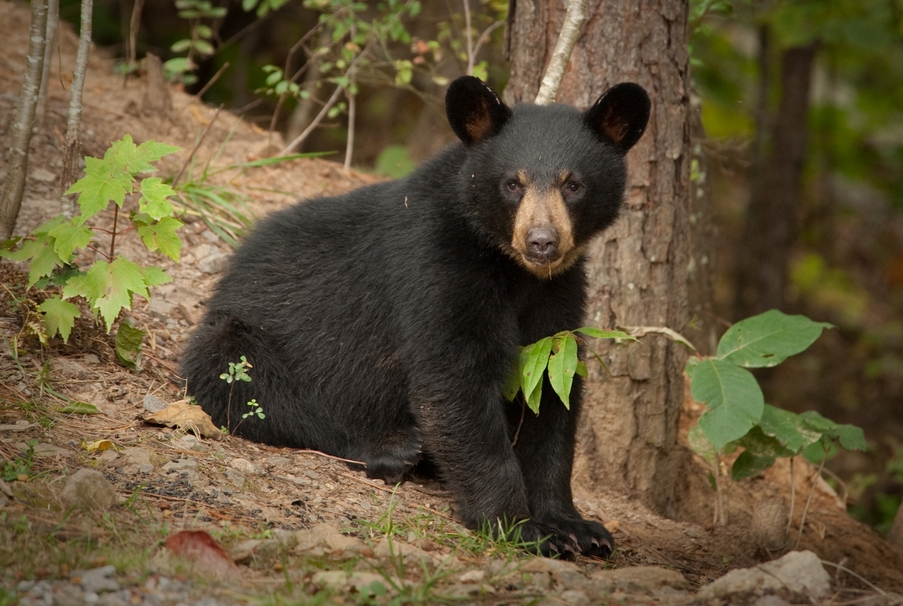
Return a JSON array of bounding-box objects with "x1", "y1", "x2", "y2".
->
[{"x1": 2, "y1": 1, "x2": 903, "y2": 604}]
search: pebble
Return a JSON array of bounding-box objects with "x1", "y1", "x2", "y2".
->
[{"x1": 13, "y1": 573, "x2": 233, "y2": 606}]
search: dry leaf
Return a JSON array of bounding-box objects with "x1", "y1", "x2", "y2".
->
[
  {"x1": 166, "y1": 530, "x2": 240, "y2": 578},
  {"x1": 84, "y1": 439, "x2": 116, "y2": 451},
  {"x1": 143, "y1": 399, "x2": 223, "y2": 440}
]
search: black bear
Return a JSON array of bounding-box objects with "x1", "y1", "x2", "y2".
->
[{"x1": 181, "y1": 76, "x2": 650, "y2": 557}]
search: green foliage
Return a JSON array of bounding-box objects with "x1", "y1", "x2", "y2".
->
[
  {"x1": 165, "y1": 0, "x2": 226, "y2": 85},
  {"x1": 506, "y1": 328, "x2": 636, "y2": 414},
  {"x1": 0, "y1": 135, "x2": 182, "y2": 346},
  {"x1": 220, "y1": 356, "x2": 265, "y2": 430},
  {"x1": 374, "y1": 145, "x2": 416, "y2": 179},
  {"x1": 685, "y1": 310, "x2": 866, "y2": 480},
  {"x1": 1, "y1": 439, "x2": 37, "y2": 481}
]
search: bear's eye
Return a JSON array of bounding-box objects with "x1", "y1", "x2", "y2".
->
[
  {"x1": 504, "y1": 180, "x2": 522, "y2": 194},
  {"x1": 565, "y1": 181, "x2": 582, "y2": 194}
]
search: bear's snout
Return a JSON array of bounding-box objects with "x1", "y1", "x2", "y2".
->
[{"x1": 525, "y1": 226, "x2": 560, "y2": 262}]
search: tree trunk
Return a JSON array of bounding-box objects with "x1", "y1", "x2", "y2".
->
[
  {"x1": 505, "y1": 0, "x2": 691, "y2": 516},
  {"x1": 0, "y1": 0, "x2": 49, "y2": 241},
  {"x1": 734, "y1": 41, "x2": 817, "y2": 320}
]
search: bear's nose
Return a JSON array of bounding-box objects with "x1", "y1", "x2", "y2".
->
[{"x1": 526, "y1": 227, "x2": 560, "y2": 260}]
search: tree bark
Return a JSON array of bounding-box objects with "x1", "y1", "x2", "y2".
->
[
  {"x1": 734, "y1": 41, "x2": 817, "y2": 320},
  {"x1": 0, "y1": 0, "x2": 49, "y2": 241},
  {"x1": 505, "y1": 0, "x2": 691, "y2": 516}
]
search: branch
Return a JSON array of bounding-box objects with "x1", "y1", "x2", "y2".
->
[
  {"x1": 0, "y1": 0, "x2": 49, "y2": 240},
  {"x1": 534, "y1": 0, "x2": 588, "y2": 106}
]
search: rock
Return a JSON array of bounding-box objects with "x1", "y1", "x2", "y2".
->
[
  {"x1": 752, "y1": 496, "x2": 790, "y2": 552},
  {"x1": 590, "y1": 565, "x2": 689, "y2": 595},
  {"x1": 312, "y1": 570, "x2": 388, "y2": 594},
  {"x1": 559, "y1": 589, "x2": 591, "y2": 605},
  {"x1": 198, "y1": 252, "x2": 229, "y2": 274},
  {"x1": 59, "y1": 469, "x2": 117, "y2": 510},
  {"x1": 50, "y1": 357, "x2": 89, "y2": 380},
  {"x1": 373, "y1": 538, "x2": 442, "y2": 566},
  {"x1": 458, "y1": 570, "x2": 485, "y2": 583},
  {"x1": 697, "y1": 550, "x2": 831, "y2": 601},
  {"x1": 77, "y1": 565, "x2": 119, "y2": 593},
  {"x1": 229, "y1": 457, "x2": 261, "y2": 476},
  {"x1": 122, "y1": 446, "x2": 156, "y2": 467},
  {"x1": 294, "y1": 523, "x2": 369, "y2": 556},
  {"x1": 147, "y1": 297, "x2": 175, "y2": 320}
]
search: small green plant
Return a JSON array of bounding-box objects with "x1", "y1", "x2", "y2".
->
[
  {"x1": 504, "y1": 327, "x2": 636, "y2": 414},
  {"x1": 1, "y1": 439, "x2": 37, "y2": 481},
  {"x1": 165, "y1": 0, "x2": 227, "y2": 85},
  {"x1": 0, "y1": 135, "x2": 182, "y2": 366},
  {"x1": 220, "y1": 356, "x2": 264, "y2": 431}
]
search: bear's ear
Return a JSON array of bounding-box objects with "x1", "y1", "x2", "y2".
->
[
  {"x1": 584, "y1": 82, "x2": 651, "y2": 153},
  {"x1": 445, "y1": 76, "x2": 512, "y2": 146}
]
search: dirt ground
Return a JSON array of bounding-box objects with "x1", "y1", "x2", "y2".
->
[{"x1": 2, "y1": 1, "x2": 903, "y2": 603}]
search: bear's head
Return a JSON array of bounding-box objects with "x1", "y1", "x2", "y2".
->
[{"x1": 445, "y1": 76, "x2": 650, "y2": 279}]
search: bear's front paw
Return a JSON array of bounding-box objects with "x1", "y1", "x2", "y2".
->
[{"x1": 520, "y1": 518, "x2": 613, "y2": 559}]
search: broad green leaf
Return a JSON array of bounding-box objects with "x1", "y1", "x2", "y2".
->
[
  {"x1": 133, "y1": 139, "x2": 180, "y2": 170},
  {"x1": 138, "y1": 177, "x2": 177, "y2": 220},
  {"x1": 690, "y1": 358, "x2": 764, "y2": 451},
  {"x1": 136, "y1": 216, "x2": 183, "y2": 261},
  {"x1": 502, "y1": 365, "x2": 520, "y2": 402},
  {"x1": 688, "y1": 424, "x2": 717, "y2": 465},
  {"x1": 731, "y1": 450, "x2": 777, "y2": 481},
  {"x1": 716, "y1": 309, "x2": 833, "y2": 368},
  {"x1": 115, "y1": 319, "x2": 145, "y2": 370},
  {"x1": 1, "y1": 237, "x2": 62, "y2": 287},
  {"x1": 737, "y1": 425, "x2": 796, "y2": 460},
  {"x1": 142, "y1": 266, "x2": 173, "y2": 288},
  {"x1": 572, "y1": 327, "x2": 637, "y2": 341},
  {"x1": 38, "y1": 297, "x2": 80, "y2": 342},
  {"x1": 47, "y1": 221, "x2": 92, "y2": 260},
  {"x1": 799, "y1": 411, "x2": 867, "y2": 451},
  {"x1": 757, "y1": 404, "x2": 822, "y2": 453},
  {"x1": 548, "y1": 332, "x2": 579, "y2": 409},
  {"x1": 66, "y1": 156, "x2": 134, "y2": 220},
  {"x1": 575, "y1": 360, "x2": 587, "y2": 378},
  {"x1": 64, "y1": 258, "x2": 149, "y2": 331},
  {"x1": 521, "y1": 337, "x2": 552, "y2": 412}
]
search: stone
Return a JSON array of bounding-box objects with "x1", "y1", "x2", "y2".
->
[
  {"x1": 60, "y1": 469, "x2": 117, "y2": 510},
  {"x1": 77, "y1": 565, "x2": 119, "y2": 593},
  {"x1": 143, "y1": 394, "x2": 169, "y2": 413},
  {"x1": 697, "y1": 550, "x2": 831, "y2": 601},
  {"x1": 589, "y1": 566, "x2": 689, "y2": 595},
  {"x1": 229, "y1": 457, "x2": 261, "y2": 475},
  {"x1": 294, "y1": 523, "x2": 368, "y2": 556}
]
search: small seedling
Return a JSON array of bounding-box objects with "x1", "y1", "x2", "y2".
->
[{"x1": 219, "y1": 356, "x2": 264, "y2": 432}]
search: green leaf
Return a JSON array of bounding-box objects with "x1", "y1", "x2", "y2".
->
[
  {"x1": 47, "y1": 220, "x2": 92, "y2": 260},
  {"x1": 521, "y1": 337, "x2": 552, "y2": 413},
  {"x1": 688, "y1": 424, "x2": 718, "y2": 466},
  {"x1": 798, "y1": 411, "x2": 867, "y2": 451},
  {"x1": 689, "y1": 358, "x2": 764, "y2": 451},
  {"x1": 115, "y1": 318, "x2": 145, "y2": 370},
  {"x1": 142, "y1": 266, "x2": 173, "y2": 288},
  {"x1": 136, "y1": 216, "x2": 183, "y2": 261},
  {"x1": 716, "y1": 310, "x2": 833, "y2": 368},
  {"x1": 731, "y1": 450, "x2": 776, "y2": 481},
  {"x1": 138, "y1": 177, "x2": 177, "y2": 220},
  {"x1": 575, "y1": 360, "x2": 587, "y2": 378},
  {"x1": 548, "y1": 332, "x2": 579, "y2": 409},
  {"x1": 66, "y1": 156, "x2": 134, "y2": 220},
  {"x1": 757, "y1": 404, "x2": 822, "y2": 453},
  {"x1": 64, "y1": 258, "x2": 150, "y2": 331},
  {"x1": 59, "y1": 402, "x2": 101, "y2": 414},
  {"x1": 1, "y1": 236, "x2": 62, "y2": 287},
  {"x1": 38, "y1": 297, "x2": 80, "y2": 342},
  {"x1": 737, "y1": 425, "x2": 796, "y2": 460}
]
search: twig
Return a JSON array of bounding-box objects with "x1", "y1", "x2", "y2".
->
[
  {"x1": 462, "y1": 0, "x2": 474, "y2": 75},
  {"x1": 278, "y1": 84, "x2": 344, "y2": 156},
  {"x1": 171, "y1": 104, "x2": 223, "y2": 186},
  {"x1": 179, "y1": 61, "x2": 230, "y2": 114},
  {"x1": 818, "y1": 560, "x2": 888, "y2": 597},
  {"x1": 794, "y1": 454, "x2": 826, "y2": 549},
  {"x1": 126, "y1": 0, "x2": 145, "y2": 72},
  {"x1": 471, "y1": 21, "x2": 504, "y2": 67},
  {"x1": 787, "y1": 456, "x2": 796, "y2": 537},
  {"x1": 534, "y1": 0, "x2": 588, "y2": 105}
]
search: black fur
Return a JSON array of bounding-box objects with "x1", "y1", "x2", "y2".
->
[{"x1": 181, "y1": 76, "x2": 650, "y2": 558}]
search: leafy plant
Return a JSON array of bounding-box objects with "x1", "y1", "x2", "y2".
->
[
  {"x1": 164, "y1": 0, "x2": 227, "y2": 85},
  {"x1": 0, "y1": 135, "x2": 182, "y2": 360},
  {"x1": 685, "y1": 310, "x2": 866, "y2": 480},
  {"x1": 1, "y1": 439, "x2": 37, "y2": 482},
  {"x1": 504, "y1": 327, "x2": 636, "y2": 414},
  {"x1": 220, "y1": 356, "x2": 265, "y2": 431}
]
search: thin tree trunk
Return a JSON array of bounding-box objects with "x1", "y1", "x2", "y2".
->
[
  {"x1": 60, "y1": 0, "x2": 94, "y2": 218},
  {"x1": 35, "y1": 0, "x2": 59, "y2": 125},
  {"x1": 505, "y1": 0, "x2": 691, "y2": 517},
  {"x1": 0, "y1": 0, "x2": 49, "y2": 241},
  {"x1": 734, "y1": 41, "x2": 817, "y2": 319}
]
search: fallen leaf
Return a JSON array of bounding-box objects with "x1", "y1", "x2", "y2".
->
[
  {"x1": 166, "y1": 530, "x2": 240, "y2": 579},
  {"x1": 84, "y1": 439, "x2": 116, "y2": 452},
  {"x1": 143, "y1": 399, "x2": 223, "y2": 440}
]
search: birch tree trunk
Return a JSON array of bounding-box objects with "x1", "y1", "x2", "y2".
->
[
  {"x1": 505, "y1": 0, "x2": 691, "y2": 516},
  {"x1": 0, "y1": 0, "x2": 49, "y2": 240}
]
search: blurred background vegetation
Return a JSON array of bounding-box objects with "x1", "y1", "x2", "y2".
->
[{"x1": 52, "y1": 0, "x2": 903, "y2": 534}]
